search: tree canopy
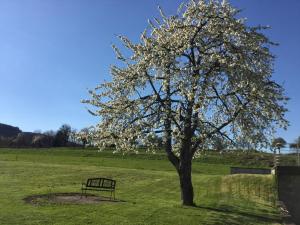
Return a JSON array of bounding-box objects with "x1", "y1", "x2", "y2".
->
[
  {"x1": 53, "y1": 124, "x2": 71, "y2": 147},
  {"x1": 271, "y1": 137, "x2": 287, "y2": 149},
  {"x1": 290, "y1": 137, "x2": 300, "y2": 149},
  {"x1": 84, "y1": 0, "x2": 288, "y2": 205}
]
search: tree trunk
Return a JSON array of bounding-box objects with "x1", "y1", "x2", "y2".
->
[{"x1": 178, "y1": 158, "x2": 194, "y2": 206}]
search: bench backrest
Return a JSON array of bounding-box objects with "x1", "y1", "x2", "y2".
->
[{"x1": 86, "y1": 178, "x2": 116, "y2": 189}]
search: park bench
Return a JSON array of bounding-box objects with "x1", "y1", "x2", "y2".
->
[{"x1": 81, "y1": 177, "x2": 116, "y2": 200}]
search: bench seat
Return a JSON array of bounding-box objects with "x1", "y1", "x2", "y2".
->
[{"x1": 81, "y1": 177, "x2": 116, "y2": 200}]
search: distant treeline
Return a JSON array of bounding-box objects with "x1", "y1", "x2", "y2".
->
[{"x1": 0, "y1": 123, "x2": 83, "y2": 148}]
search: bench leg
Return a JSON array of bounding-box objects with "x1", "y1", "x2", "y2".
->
[{"x1": 81, "y1": 189, "x2": 87, "y2": 198}]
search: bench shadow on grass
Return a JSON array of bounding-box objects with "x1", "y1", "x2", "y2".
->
[{"x1": 187, "y1": 203, "x2": 282, "y2": 225}]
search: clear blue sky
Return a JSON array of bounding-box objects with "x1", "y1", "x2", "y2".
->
[{"x1": 0, "y1": 0, "x2": 299, "y2": 143}]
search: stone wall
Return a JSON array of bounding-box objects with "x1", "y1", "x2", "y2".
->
[
  {"x1": 277, "y1": 166, "x2": 300, "y2": 224},
  {"x1": 230, "y1": 167, "x2": 271, "y2": 175}
]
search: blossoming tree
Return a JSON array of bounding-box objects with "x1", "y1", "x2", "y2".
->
[{"x1": 83, "y1": 0, "x2": 288, "y2": 206}]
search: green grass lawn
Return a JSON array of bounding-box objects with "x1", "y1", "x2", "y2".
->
[{"x1": 0, "y1": 148, "x2": 281, "y2": 225}]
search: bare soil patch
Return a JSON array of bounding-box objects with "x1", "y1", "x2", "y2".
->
[{"x1": 24, "y1": 193, "x2": 124, "y2": 205}]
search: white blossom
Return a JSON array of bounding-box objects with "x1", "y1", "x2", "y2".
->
[{"x1": 83, "y1": 0, "x2": 288, "y2": 161}]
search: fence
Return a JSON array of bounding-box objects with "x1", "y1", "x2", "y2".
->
[{"x1": 272, "y1": 146, "x2": 300, "y2": 167}]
